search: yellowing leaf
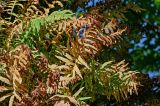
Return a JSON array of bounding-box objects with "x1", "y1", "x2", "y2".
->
[
  {"x1": 58, "y1": 23, "x2": 63, "y2": 31},
  {"x1": 116, "y1": 60, "x2": 125, "y2": 66},
  {"x1": 0, "y1": 86, "x2": 13, "y2": 92},
  {"x1": 100, "y1": 61, "x2": 113, "y2": 69},
  {"x1": 77, "y1": 56, "x2": 89, "y2": 69},
  {"x1": 13, "y1": 91, "x2": 21, "y2": 101},
  {"x1": 84, "y1": 48, "x2": 92, "y2": 54},
  {"x1": 58, "y1": 65, "x2": 70, "y2": 70},
  {"x1": 67, "y1": 96, "x2": 79, "y2": 106},
  {"x1": 50, "y1": 95, "x2": 79, "y2": 106},
  {"x1": 0, "y1": 76, "x2": 11, "y2": 85},
  {"x1": 48, "y1": 64, "x2": 58, "y2": 70},
  {"x1": 73, "y1": 65, "x2": 82, "y2": 79},
  {"x1": 55, "y1": 55, "x2": 74, "y2": 65},
  {"x1": 52, "y1": 1, "x2": 63, "y2": 7},
  {"x1": 64, "y1": 53, "x2": 73, "y2": 61},
  {"x1": 83, "y1": 43, "x2": 98, "y2": 51},
  {"x1": 9, "y1": 95, "x2": 14, "y2": 106},
  {"x1": 0, "y1": 93, "x2": 12, "y2": 102},
  {"x1": 73, "y1": 87, "x2": 84, "y2": 97}
]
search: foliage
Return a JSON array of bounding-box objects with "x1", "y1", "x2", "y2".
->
[
  {"x1": 0, "y1": 0, "x2": 144, "y2": 106},
  {"x1": 154, "y1": 0, "x2": 160, "y2": 8},
  {"x1": 74, "y1": 60, "x2": 138, "y2": 102},
  {"x1": 122, "y1": 0, "x2": 160, "y2": 72},
  {"x1": 16, "y1": 10, "x2": 74, "y2": 49}
]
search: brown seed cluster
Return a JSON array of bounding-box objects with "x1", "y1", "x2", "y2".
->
[
  {"x1": 37, "y1": 56, "x2": 48, "y2": 70},
  {"x1": 32, "y1": 82, "x2": 47, "y2": 97},
  {"x1": 70, "y1": 75, "x2": 81, "y2": 84},
  {"x1": 16, "y1": 82, "x2": 47, "y2": 106},
  {"x1": 47, "y1": 71, "x2": 60, "y2": 93}
]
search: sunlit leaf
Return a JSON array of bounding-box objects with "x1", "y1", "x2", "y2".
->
[
  {"x1": 55, "y1": 55, "x2": 74, "y2": 65},
  {"x1": 73, "y1": 87, "x2": 84, "y2": 97},
  {"x1": 0, "y1": 93, "x2": 12, "y2": 102},
  {"x1": 100, "y1": 61, "x2": 113, "y2": 69},
  {"x1": 78, "y1": 97, "x2": 92, "y2": 101},
  {"x1": 64, "y1": 53, "x2": 73, "y2": 61},
  {"x1": 77, "y1": 56, "x2": 89, "y2": 69},
  {"x1": 73, "y1": 65, "x2": 83, "y2": 79},
  {"x1": 9, "y1": 95, "x2": 14, "y2": 106},
  {"x1": 0, "y1": 76, "x2": 11, "y2": 85},
  {"x1": 13, "y1": 91, "x2": 21, "y2": 101},
  {"x1": 0, "y1": 86, "x2": 13, "y2": 92}
]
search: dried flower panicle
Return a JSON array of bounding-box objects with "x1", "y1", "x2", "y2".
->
[
  {"x1": 37, "y1": 56, "x2": 48, "y2": 70},
  {"x1": 16, "y1": 82, "x2": 47, "y2": 106},
  {"x1": 32, "y1": 82, "x2": 47, "y2": 97},
  {"x1": 70, "y1": 75, "x2": 81, "y2": 84},
  {"x1": 15, "y1": 94, "x2": 32, "y2": 106},
  {"x1": 47, "y1": 70, "x2": 60, "y2": 94},
  {"x1": 11, "y1": 44, "x2": 32, "y2": 75}
]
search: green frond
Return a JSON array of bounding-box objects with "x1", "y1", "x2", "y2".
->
[
  {"x1": 15, "y1": 10, "x2": 74, "y2": 48},
  {"x1": 126, "y1": 2, "x2": 146, "y2": 13},
  {"x1": 74, "y1": 60, "x2": 139, "y2": 102}
]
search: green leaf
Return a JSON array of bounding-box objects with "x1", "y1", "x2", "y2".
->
[
  {"x1": 79, "y1": 97, "x2": 92, "y2": 101},
  {"x1": 73, "y1": 87, "x2": 84, "y2": 97},
  {"x1": 100, "y1": 61, "x2": 113, "y2": 69}
]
